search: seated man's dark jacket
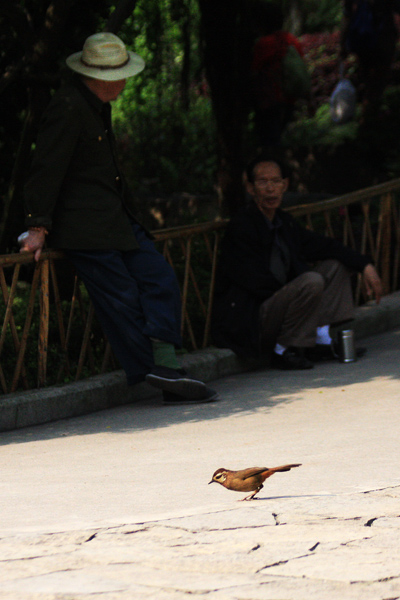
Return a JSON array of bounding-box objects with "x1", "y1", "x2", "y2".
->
[
  {"x1": 211, "y1": 201, "x2": 371, "y2": 357},
  {"x1": 24, "y1": 75, "x2": 140, "y2": 251}
]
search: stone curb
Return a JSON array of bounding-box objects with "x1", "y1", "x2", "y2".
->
[{"x1": 1, "y1": 291, "x2": 400, "y2": 432}]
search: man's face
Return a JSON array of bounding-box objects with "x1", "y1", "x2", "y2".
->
[
  {"x1": 247, "y1": 161, "x2": 288, "y2": 221},
  {"x1": 100, "y1": 79, "x2": 127, "y2": 101},
  {"x1": 83, "y1": 77, "x2": 126, "y2": 102}
]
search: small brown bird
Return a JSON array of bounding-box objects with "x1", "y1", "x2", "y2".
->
[{"x1": 208, "y1": 464, "x2": 301, "y2": 500}]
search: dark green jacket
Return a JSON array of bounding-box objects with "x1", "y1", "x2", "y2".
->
[{"x1": 24, "y1": 76, "x2": 139, "y2": 250}]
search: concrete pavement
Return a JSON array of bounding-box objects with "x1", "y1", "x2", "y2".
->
[{"x1": 1, "y1": 323, "x2": 400, "y2": 598}]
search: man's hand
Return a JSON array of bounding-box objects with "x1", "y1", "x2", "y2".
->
[
  {"x1": 363, "y1": 263, "x2": 382, "y2": 305},
  {"x1": 19, "y1": 228, "x2": 47, "y2": 262}
]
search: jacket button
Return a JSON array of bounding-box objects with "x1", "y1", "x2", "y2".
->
[
  {"x1": 116, "y1": 176, "x2": 120, "y2": 182},
  {"x1": 98, "y1": 136, "x2": 102, "y2": 142}
]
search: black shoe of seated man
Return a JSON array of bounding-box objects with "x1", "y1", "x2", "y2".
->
[
  {"x1": 305, "y1": 341, "x2": 367, "y2": 362},
  {"x1": 271, "y1": 347, "x2": 314, "y2": 370},
  {"x1": 146, "y1": 365, "x2": 208, "y2": 399},
  {"x1": 163, "y1": 387, "x2": 219, "y2": 405}
]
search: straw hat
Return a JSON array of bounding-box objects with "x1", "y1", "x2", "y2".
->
[{"x1": 66, "y1": 32, "x2": 145, "y2": 81}]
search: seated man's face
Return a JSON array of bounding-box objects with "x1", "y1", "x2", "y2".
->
[{"x1": 247, "y1": 161, "x2": 288, "y2": 221}]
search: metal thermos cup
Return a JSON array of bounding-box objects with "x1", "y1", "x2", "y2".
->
[{"x1": 339, "y1": 329, "x2": 356, "y2": 363}]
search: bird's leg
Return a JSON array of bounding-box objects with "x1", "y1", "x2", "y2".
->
[{"x1": 241, "y1": 484, "x2": 263, "y2": 501}]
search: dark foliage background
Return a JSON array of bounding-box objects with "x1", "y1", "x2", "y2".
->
[{"x1": 2, "y1": 0, "x2": 400, "y2": 251}]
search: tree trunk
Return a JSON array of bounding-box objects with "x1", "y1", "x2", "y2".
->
[
  {"x1": 198, "y1": 0, "x2": 254, "y2": 216},
  {"x1": 105, "y1": 0, "x2": 138, "y2": 33},
  {"x1": 0, "y1": 0, "x2": 75, "y2": 252},
  {"x1": 286, "y1": 0, "x2": 303, "y2": 36},
  {"x1": 0, "y1": 85, "x2": 52, "y2": 254},
  {"x1": 180, "y1": 7, "x2": 192, "y2": 112}
]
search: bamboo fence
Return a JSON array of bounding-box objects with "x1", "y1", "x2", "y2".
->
[{"x1": 1, "y1": 179, "x2": 400, "y2": 395}]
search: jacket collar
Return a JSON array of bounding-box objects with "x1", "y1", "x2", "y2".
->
[{"x1": 246, "y1": 200, "x2": 285, "y2": 227}]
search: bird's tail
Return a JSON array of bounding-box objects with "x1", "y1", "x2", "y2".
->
[{"x1": 269, "y1": 463, "x2": 301, "y2": 473}]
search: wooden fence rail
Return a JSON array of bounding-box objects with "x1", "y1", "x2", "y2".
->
[{"x1": 1, "y1": 178, "x2": 400, "y2": 395}]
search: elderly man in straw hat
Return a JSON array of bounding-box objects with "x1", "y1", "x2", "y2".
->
[{"x1": 20, "y1": 32, "x2": 218, "y2": 405}]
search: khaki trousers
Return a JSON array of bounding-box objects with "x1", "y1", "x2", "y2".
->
[{"x1": 259, "y1": 259, "x2": 355, "y2": 352}]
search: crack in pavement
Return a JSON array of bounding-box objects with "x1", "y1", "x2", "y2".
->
[
  {"x1": 362, "y1": 485, "x2": 400, "y2": 495},
  {"x1": 256, "y1": 552, "x2": 315, "y2": 573},
  {"x1": 350, "y1": 575, "x2": 400, "y2": 584},
  {"x1": 309, "y1": 542, "x2": 320, "y2": 552},
  {"x1": 340, "y1": 536, "x2": 372, "y2": 547}
]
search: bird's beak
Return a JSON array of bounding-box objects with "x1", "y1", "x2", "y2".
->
[{"x1": 208, "y1": 479, "x2": 214, "y2": 485}]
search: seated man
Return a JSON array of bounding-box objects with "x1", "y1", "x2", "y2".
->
[
  {"x1": 211, "y1": 154, "x2": 382, "y2": 369},
  {"x1": 20, "y1": 32, "x2": 218, "y2": 404}
]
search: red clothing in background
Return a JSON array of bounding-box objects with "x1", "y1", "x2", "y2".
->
[
  {"x1": 252, "y1": 31, "x2": 304, "y2": 69},
  {"x1": 252, "y1": 31, "x2": 304, "y2": 105}
]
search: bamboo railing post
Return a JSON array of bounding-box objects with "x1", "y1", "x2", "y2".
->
[
  {"x1": 180, "y1": 237, "x2": 192, "y2": 326},
  {"x1": 56, "y1": 275, "x2": 79, "y2": 383},
  {"x1": 203, "y1": 231, "x2": 220, "y2": 348},
  {"x1": 391, "y1": 198, "x2": 400, "y2": 291},
  {"x1": 49, "y1": 259, "x2": 69, "y2": 366},
  {"x1": 75, "y1": 283, "x2": 96, "y2": 374},
  {"x1": 11, "y1": 262, "x2": 41, "y2": 392},
  {"x1": 76, "y1": 303, "x2": 95, "y2": 380},
  {"x1": 179, "y1": 237, "x2": 197, "y2": 349},
  {"x1": 324, "y1": 210, "x2": 334, "y2": 238},
  {"x1": 0, "y1": 264, "x2": 29, "y2": 390},
  {"x1": 379, "y1": 193, "x2": 392, "y2": 295},
  {"x1": 38, "y1": 258, "x2": 50, "y2": 387}
]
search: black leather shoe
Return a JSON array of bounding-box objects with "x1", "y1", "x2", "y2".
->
[
  {"x1": 146, "y1": 366, "x2": 208, "y2": 399},
  {"x1": 305, "y1": 342, "x2": 367, "y2": 362},
  {"x1": 163, "y1": 387, "x2": 219, "y2": 405},
  {"x1": 305, "y1": 342, "x2": 338, "y2": 362},
  {"x1": 271, "y1": 348, "x2": 314, "y2": 370}
]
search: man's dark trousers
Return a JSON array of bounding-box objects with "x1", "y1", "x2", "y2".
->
[
  {"x1": 65, "y1": 224, "x2": 182, "y2": 385},
  {"x1": 259, "y1": 259, "x2": 355, "y2": 352}
]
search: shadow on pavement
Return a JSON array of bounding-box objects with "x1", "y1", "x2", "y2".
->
[{"x1": 1, "y1": 329, "x2": 399, "y2": 446}]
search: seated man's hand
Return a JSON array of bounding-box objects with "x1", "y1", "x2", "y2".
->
[
  {"x1": 363, "y1": 263, "x2": 382, "y2": 304},
  {"x1": 19, "y1": 228, "x2": 46, "y2": 262}
]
